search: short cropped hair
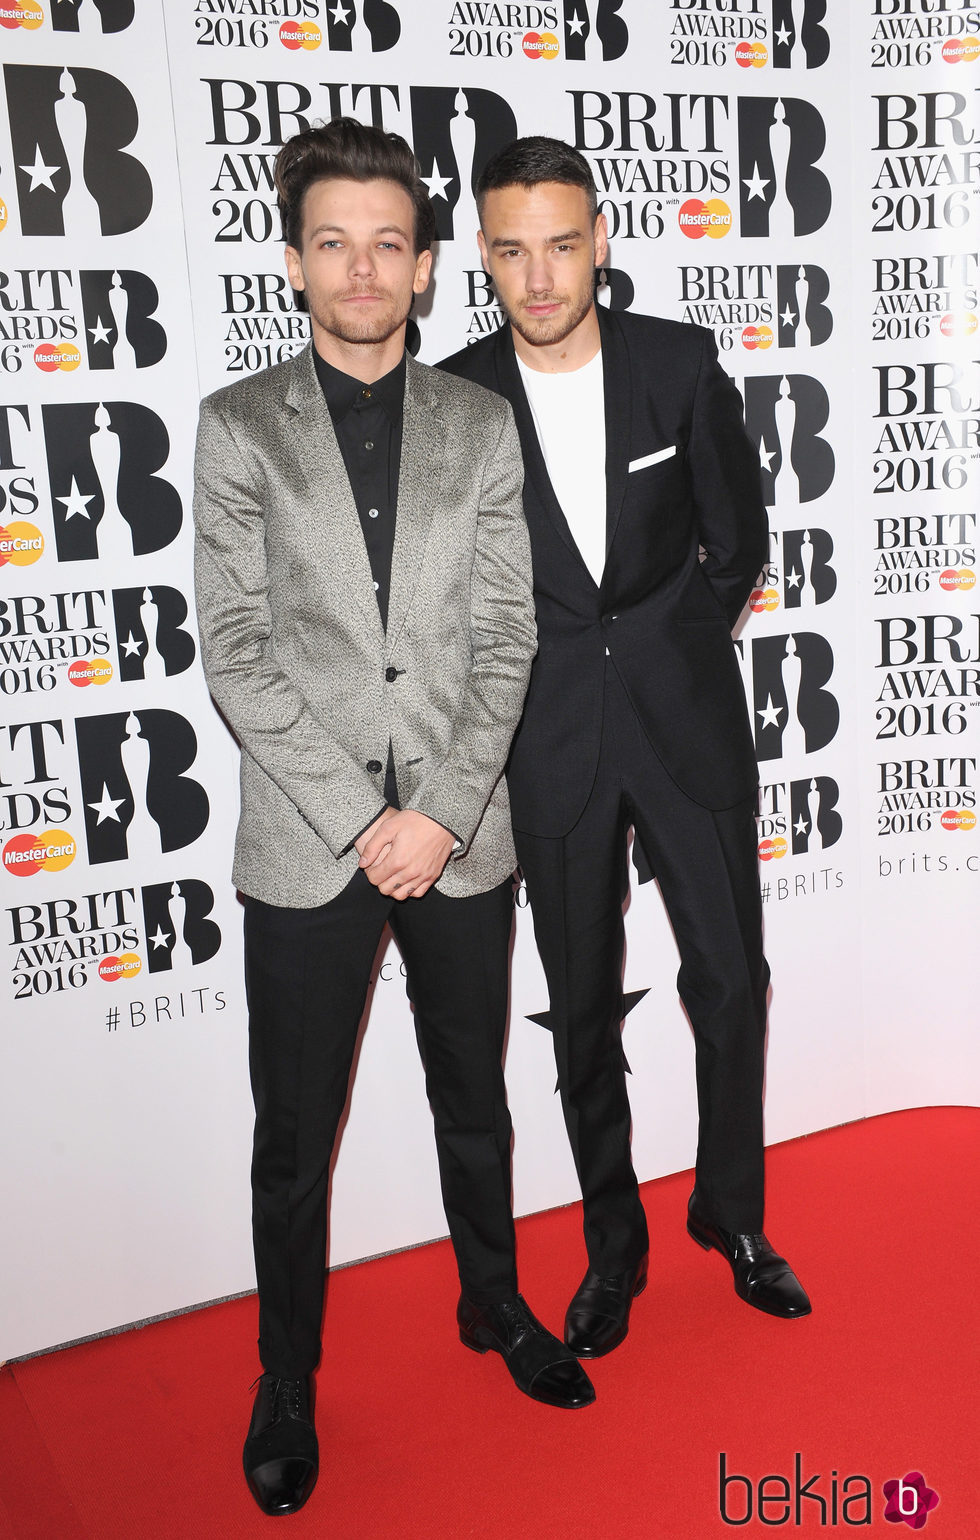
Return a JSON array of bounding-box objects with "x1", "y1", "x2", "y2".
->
[
  {"x1": 274, "y1": 116, "x2": 436, "y2": 254},
  {"x1": 475, "y1": 136, "x2": 598, "y2": 224}
]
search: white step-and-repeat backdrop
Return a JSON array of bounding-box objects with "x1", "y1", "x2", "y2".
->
[{"x1": 1, "y1": 0, "x2": 977, "y2": 1361}]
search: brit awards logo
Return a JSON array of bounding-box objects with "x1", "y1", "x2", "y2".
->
[
  {"x1": 111, "y1": 588, "x2": 196, "y2": 684},
  {"x1": 739, "y1": 631, "x2": 840, "y2": 761},
  {"x1": 75, "y1": 709, "x2": 209, "y2": 864},
  {"x1": 757, "y1": 774, "x2": 842, "y2": 859},
  {"x1": 770, "y1": 0, "x2": 830, "y2": 68},
  {"x1": 324, "y1": 0, "x2": 400, "y2": 51},
  {"x1": 563, "y1": 0, "x2": 629, "y2": 60},
  {"x1": 3, "y1": 66, "x2": 152, "y2": 237},
  {"x1": 410, "y1": 86, "x2": 517, "y2": 243},
  {"x1": 140, "y1": 879, "x2": 221, "y2": 973},
  {"x1": 677, "y1": 263, "x2": 832, "y2": 351},
  {"x1": 872, "y1": 2, "x2": 980, "y2": 68},
  {"x1": 742, "y1": 374, "x2": 835, "y2": 507},
  {"x1": 737, "y1": 97, "x2": 831, "y2": 238},
  {"x1": 77, "y1": 272, "x2": 166, "y2": 371},
  {"x1": 49, "y1": 0, "x2": 134, "y2": 32},
  {"x1": 0, "y1": 269, "x2": 166, "y2": 376},
  {"x1": 43, "y1": 401, "x2": 182, "y2": 563},
  {"x1": 752, "y1": 527, "x2": 837, "y2": 613},
  {"x1": 668, "y1": 0, "x2": 828, "y2": 70}
]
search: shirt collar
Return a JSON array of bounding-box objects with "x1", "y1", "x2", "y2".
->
[{"x1": 312, "y1": 347, "x2": 406, "y2": 424}]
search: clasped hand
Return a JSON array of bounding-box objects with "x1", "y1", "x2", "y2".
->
[{"x1": 355, "y1": 808, "x2": 455, "y2": 900}]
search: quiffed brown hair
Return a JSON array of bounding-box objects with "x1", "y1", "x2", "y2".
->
[
  {"x1": 476, "y1": 135, "x2": 598, "y2": 224},
  {"x1": 274, "y1": 116, "x2": 436, "y2": 254}
]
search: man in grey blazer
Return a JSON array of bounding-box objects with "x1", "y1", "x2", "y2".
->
[{"x1": 193, "y1": 119, "x2": 594, "y2": 1520}]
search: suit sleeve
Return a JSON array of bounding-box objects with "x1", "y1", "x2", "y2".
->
[
  {"x1": 687, "y1": 329, "x2": 769, "y2": 627},
  {"x1": 193, "y1": 393, "x2": 386, "y2": 860},
  {"x1": 405, "y1": 399, "x2": 537, "y2": 853}
]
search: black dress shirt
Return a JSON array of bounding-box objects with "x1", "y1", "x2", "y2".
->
[
  {"x1": 313, "y1": 348, "x2": 404, "y2": 631},
  {"x1": 313, "y1": 348, "x2": 407, "y2": 829}
]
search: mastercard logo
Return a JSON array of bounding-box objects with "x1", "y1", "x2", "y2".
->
[
  {"x1": 3, "y1": 829, "x2": 77, "y2": 876},
  {"x1": 98, "y1": 953, "x2": 142, "y2": 983},
  {"x1": 939, "y1": 311, "x2": 978, "y2": 338},
  {"x1": 939, "y1": 567, "x2": 976, "y2": 592},
  {"x1": 942, "y1": 36, "x2": 980, "y2": 63},
  {"x1": 678, "y1": 198, "x2": 732, "y2": 240},
  {"x1": 735, "y1": 41, "x2": 768, "y2": 68},
  {"x1": 0, "y1": 2, "x2": 45, "y2": 30},
  {"x1": 279, "y1": 19, "x2": 320, "y2": 49},
  {"x1": 68, "y1": 657, "x2": 113, "y2": 687},
  {"x1": 742, "y1": 324, "x2": 773, "y2": 350},
  {"x1": 750, "y1": 587, "x2": 780, "y2": 613},
  {"x1": 0, "y1": 521, "x2": 44, "y2": 566},
  {"x1": 523, "y1": 30, "x2": 559, "y2": 59},
  {"x1": 940, "y1": 808, "x2": 976, "y2": 831},
  {"x1": 34, "y1": 342, "x2": 80, "y2": 373},
  {"x1": 758, "y1": 836, "x2": 787, "y2": 861}
]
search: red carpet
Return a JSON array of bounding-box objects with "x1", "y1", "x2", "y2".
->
[{"x1": 1, "y1": 1107, "x2": 977, "y2": 1538}]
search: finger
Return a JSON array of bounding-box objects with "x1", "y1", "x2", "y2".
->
[{"x1": 362, "y1": 840, "x2": 394, "y2": 870}]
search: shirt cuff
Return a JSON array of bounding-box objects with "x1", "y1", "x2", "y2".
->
[{"x1": 431, "y1": 818, "x2": 463, "y2": 852}]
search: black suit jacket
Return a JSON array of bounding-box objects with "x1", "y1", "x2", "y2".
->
[{"x1": 440, "y1": 308, "x2": 767, "y2": 837}]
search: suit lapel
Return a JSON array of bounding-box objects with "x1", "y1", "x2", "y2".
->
[
  {"x1": 386, "y1": 354, "x2": 441, "y2": 649},
  {"x1": 598, "y1": 306, "x2": 631, "y2": 576},
  {"x1": 284, "y1": 347, "x2": 385, "y2": 646}
]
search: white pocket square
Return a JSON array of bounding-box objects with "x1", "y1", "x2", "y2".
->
[{"x1": 628, "y1": 445, "x2": 676, "y2": 473}]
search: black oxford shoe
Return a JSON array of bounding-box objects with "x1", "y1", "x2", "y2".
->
[
  {"x1": 564, "y1": 1254, "x2": 649, "y2": 1358},
  {"x1": 243, "y1": 1373, "x2": 319, "y2": 1517},
  {"x1": 458, "y1": 1294, "x2": 596, "y2": 1409},
  {"x1": 687, "y1": 1198, "x2": 811, "y2": 1319}
]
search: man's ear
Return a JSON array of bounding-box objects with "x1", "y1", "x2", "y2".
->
[
  {"x1": 593, "y1": 212, "x2": 609, "y2": 270},
  {"x1": 284, "y1": 245, "x2": 305, "y2": 294},
  {"x1": 413, "y1": 247, "x2": 433, "y2": 295}
]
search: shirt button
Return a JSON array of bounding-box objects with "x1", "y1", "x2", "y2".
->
[
  {"x1": 361, "y1": 388, "x2": 372, "y2": 400},
  {"x1": 373, "y1": 581, "x2": 379, "y2": 591},
  {"x1": 368, "y1": 507, "x2": 379, "y2": 519},
  {"x1": 385, "y1": 666, "x2": 398, "y2": 683},
  {"x1": 366, "y1": 759, "x2": 383, "y2": 774},
  {"x1": 364, "y1": 440, "x2": 374, "y2": 451}
]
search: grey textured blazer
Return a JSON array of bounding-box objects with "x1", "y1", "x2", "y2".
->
[{"x1": 193, "y1": 343, "x2": 536, "y2": 908}]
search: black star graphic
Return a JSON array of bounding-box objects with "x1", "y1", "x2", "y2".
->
[{"x1": 528, "y1": 988, "x2": 649, "y2": 1090}]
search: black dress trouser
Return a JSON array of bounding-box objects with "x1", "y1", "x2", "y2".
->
[
  {"x1": 515, "y1": 660, "x2": 770, "y2": 1275},
  {"x1": 243, "y1": 871, "x2": 517, "y2": 1379}
]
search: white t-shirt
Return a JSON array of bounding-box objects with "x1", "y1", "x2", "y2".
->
[{"x1": 516, "y1": 348, "x2": 606, "y2": 586}]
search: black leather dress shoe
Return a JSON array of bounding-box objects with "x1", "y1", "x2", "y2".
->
[
  {"x1": 243, "y1": 1373, "x2": 319, "y2": 1517},
  {"x1": 564, "y1": 1254, "x2": 649, "y2": 1357},
  {"x1": 458, "y1": 1294, "x2": 596, "y2": 1409},
  {"x1": 687, "y1": 1199, "x2": 811, "y2": 1319}
]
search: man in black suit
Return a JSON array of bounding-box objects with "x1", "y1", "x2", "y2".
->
[{"x1": 441, "y1": 137, "x2": 810, "y2": 1360}]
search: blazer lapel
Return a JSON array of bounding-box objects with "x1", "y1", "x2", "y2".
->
[
  {"x1": 284, "y1": 345, "x2": 385, "y2": 646},
  {"x1": 386, "y1": 354, "x2": 442, "y2": 649},
  {"x1": 598, "y1": 306, "x2": 631, "y2": 574}
]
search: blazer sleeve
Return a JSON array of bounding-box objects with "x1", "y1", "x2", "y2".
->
[
  {"x1": 687, "y1": 330, "x2": 769, "y2": 628},
  {"x1": 405, "y1": 400, "x2": 537, "y2": 852},
  {"x1": 193, "y1": 392, "x2": 386, "y2": 860}
]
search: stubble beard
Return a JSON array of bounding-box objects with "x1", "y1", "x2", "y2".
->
[
  {"x1": 502, "y1": 281, "x2": 596, "y2": 350},
  {"x1": 312, "y1": 288, "x2": 409, "y2": 347}
]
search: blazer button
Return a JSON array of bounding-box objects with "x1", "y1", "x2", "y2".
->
[
  {"x1": 385, "y1": 666, "x2": 398, "y2": 682},
  {"x1": 366, "y1": 760, "x2": 383, "y2": 774}
]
